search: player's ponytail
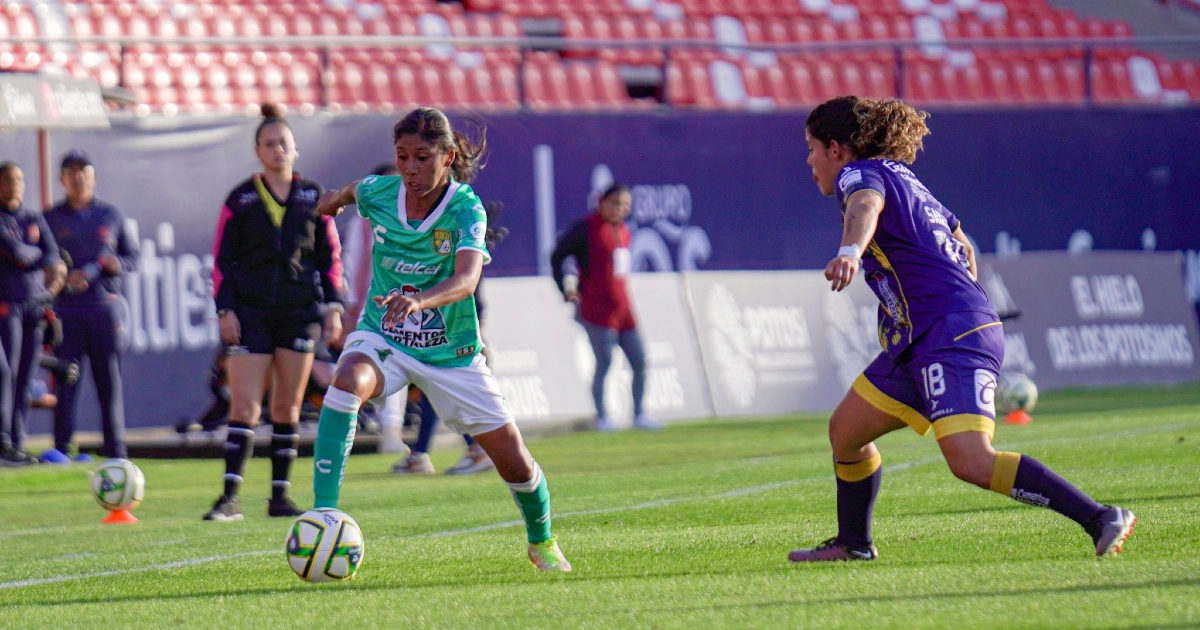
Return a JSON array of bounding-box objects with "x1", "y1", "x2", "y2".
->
[
  {"x1": 255, "y1": 102, "x2": 290, "y2": 146},
  {"x1": 393, "y1": 107, "x2": 488, "y2": 183},
  {"x1": 806, "y1": 96, "x2": 930, "y2": 164}
]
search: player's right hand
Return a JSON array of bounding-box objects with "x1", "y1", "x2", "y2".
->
[
  {"x1": 563, "y1": 289, "x2": 580, "y2": 303},
  {"x1": 316, "y1": 190, "x2": 345, "y2": 217},
  {"x1": 824, "y1": 255, "x2": 860, "y2": 292},
  {"x1": 219, "y1": 310, "x2": 241, "y2": 345}
]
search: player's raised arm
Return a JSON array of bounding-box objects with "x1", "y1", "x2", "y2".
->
[{"x1": 316, "y1": 180, "x2": 359, "y2": 217}]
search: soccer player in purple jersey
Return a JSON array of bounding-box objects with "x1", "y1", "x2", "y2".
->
[{"x1": 789, "y1": 96, "x2": 1135, "y2": 562}]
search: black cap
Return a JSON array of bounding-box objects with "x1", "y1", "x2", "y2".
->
[{"x1": 60, "y1": 150, "x2": 92, "y2": 171}]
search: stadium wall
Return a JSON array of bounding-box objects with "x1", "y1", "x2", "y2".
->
[{"x1": 1, "y1": 108, "x2": 1197, "y2": 431}]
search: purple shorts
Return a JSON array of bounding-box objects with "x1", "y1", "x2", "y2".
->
[{"x1": 853, "y1": 311, "x2": 1004, "y2": 440}]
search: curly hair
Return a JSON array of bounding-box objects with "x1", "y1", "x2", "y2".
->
[
  {"x1": 393, "y1": 107, "x2": 488, "y2": 183},
  {"x1": 806, "y1": 96, "x2": 930, "y2": 164}
]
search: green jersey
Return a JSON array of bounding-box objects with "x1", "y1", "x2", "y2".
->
[{"x1": 354, "y1": 175, "x2": 490, "y2": 367}]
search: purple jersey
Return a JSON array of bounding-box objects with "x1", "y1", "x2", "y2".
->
[{"x1": 835, "y1": 159, "x2": 995, "y2": 358}]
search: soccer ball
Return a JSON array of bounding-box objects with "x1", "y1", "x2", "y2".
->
[
  {"x1": 286, "y1": 508, "x2": 365, "y2": 583},
  {"x1": 91, "y1": 459, "x2": 145, "y2": 512},
  {"x1": 997, "y1": 372, "x2": 1038, "y2": 414}
]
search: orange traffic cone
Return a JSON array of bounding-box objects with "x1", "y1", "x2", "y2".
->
[
  {"x1": 1004, "y1": 409, "x2": 1033, "y2": 425},
  {"x1": 101, "y1": 509, "x2": 139, "y2": 524}
]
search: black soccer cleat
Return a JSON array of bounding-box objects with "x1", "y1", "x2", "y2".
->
[
  {"x1": 0, "y1": 446, "x2": 38, "y2": 467},
  {"x1": 788, "y1": 537, "x2": 879, "y2": 562},
  {"x1": 202, "y1": 495, "x2": 244, "y2": 522},
  {"x1": 267, "y1": 495, "x2": 305, "y2": 518}
]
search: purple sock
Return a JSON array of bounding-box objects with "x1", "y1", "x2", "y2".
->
[
  {"x1": 1012, "y1": 456, "x2": 1106, "y2": 526},
  {"x1": 836, "y1": 466, "x2": 882, "y2": 548}
]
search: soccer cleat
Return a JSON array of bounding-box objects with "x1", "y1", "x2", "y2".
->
[
  {"x1": 632, "y1": 414, "x2": 664, "y2": 430},
  {"x1": 202, "y1": 495, "x2": 244, "y2": 521},
  {"x1": 38, "y1": 448, "x2": 72, "y2": 465},
  {"x1": 267, "y1": 495, "x2": 305, "y2": 518},
  {"x1": 528, "y1": 537, "x2": 572, "y2": 572},
  {"x1": 1086, "y1": 505, "x2": 1137, "y2": 556},
  {"x1": 73, "y1": 452, "x2": 94, "y2": 464},
  {"x1": 445, "y1": 447, "x2": 495, "y2": 476},
  {"x1": 787, "y1": 537, "x2": 879, "y2": 563},
  {"x1": 0, "y1": 446, "x2": 38, "y2": 467},
  {"x1": 391, "y1": 452, "x2": 435, "y2": 475},
  {"x1": 594, "y1": 416, "x2": 619, "y2": 432}
]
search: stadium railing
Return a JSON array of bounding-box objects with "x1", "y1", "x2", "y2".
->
[{"x1": 4, "y1": 33, "x2": 1199, "y2": 113}]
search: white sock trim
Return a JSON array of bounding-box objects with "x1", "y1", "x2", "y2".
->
[
  {"x1": 223, "y1": 473, "x2": 243, "y2": 482},
  {"x1": 227, "y1": 427, "x2": 256, "y2": 438},
  {"x1": 507, "y1": 462, "x2": 543, "y2": 494},
  {"x1": 323, "y1": 387, "x2": 363, "y2": 414},
  {"x1": 271, "y1": 480, "x2": 291, "y2": 488}
]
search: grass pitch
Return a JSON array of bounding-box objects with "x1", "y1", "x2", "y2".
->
[{"x1": 1, "y1": 385, "x2": 1198, "y2": 629}]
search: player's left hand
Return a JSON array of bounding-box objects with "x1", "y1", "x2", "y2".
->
[
  {"x1": 376, "y1": 293, "x2": 421, "y2": 330},
  {"x1": 66, "y1": 269, "x2": 89, "y2": 293},
  {"x1": 323, "y1": 310, "x2": 343, "y2": 345},
  {"x1": 824, "y1": 255, "x2": 861, "y2": 292}
]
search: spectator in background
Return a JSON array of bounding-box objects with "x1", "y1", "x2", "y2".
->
[
  {"x1": 0, "y1": 162, "x2": 60, "y2": 467},
  {"x1": 204, "y1": 104, "x2": 344, "y2": 521},
  {"x1": 42, "y1": 151, "x2": 139, "y2": 465},
  {"x1": 550, "y1": 183, "x2": 660, "y2": 432}
]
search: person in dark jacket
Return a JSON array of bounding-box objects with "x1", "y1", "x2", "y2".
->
[
  {"x1": 0, "y1": 162, "x2": 61, "y2": 467},
  {"x1": 550, "y1": 183, "x2": 661, "y2": 432},
  {"x1": 42, "y1": 150, "x2": 139, "y2": 465},
  {"x1": 204, "y1": 104, "x2": 344, "y2": 521}
]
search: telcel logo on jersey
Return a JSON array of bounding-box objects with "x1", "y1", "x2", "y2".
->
[{"x1": 379, "y1": 257, "x2": 441, "y2": 275}]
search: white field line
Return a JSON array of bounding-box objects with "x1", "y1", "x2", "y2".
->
[
  {"x1": 0, "y1": 421, "x2": 1190, "y2": 591},
  {"x1": 0, "y1": 550, "x2": 274, "y2": 590}
]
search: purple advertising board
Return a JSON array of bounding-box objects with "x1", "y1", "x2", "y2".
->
[{"x1": 0, "y1": 108, "x2": 1195, "y2": 431}]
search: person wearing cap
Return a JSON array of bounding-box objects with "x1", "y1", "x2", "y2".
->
[
  {"x1": 0, "y1": 162, "x2": 61, "y2": 467},
  {"x1": 42, "y1": 150, "x2": 139, "y2": 463}
]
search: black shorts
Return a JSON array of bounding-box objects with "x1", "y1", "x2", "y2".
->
[{"x1": 228, "y1": 303, "x2": 321, "y2": 355}]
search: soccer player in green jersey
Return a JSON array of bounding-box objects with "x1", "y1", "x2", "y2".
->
[{"x1": 311, "y1": 107, "x2": 571, "y2": 572}]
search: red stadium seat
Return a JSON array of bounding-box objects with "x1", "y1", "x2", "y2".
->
[{"x1": 785, "y1": 57, "x2": 817, "y2": 104}]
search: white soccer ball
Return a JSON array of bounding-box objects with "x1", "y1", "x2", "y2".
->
[
  {"x1": 286, "y1": 508, "x2": 365, "y2": 583},
  {"x1": 91, "y1": 459, "x2": 145, "y2": 512},
  {"x1": 997, "y1": 372, "x2": 1039, "y2": 414}
]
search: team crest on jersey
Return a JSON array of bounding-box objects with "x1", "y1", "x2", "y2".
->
[{"x1": 432, "y1": 229, "x2": 453, "y2": 254}]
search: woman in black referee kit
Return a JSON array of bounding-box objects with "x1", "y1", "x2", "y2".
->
[{"x1": 204, "y1": 104, "x2": 345, "y2": 521}]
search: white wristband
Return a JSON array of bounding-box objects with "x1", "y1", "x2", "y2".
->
[{"x1": 838, "y1": 244, "x2": 863, "y2": 259}]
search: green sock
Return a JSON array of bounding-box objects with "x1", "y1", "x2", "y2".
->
[
  {"x1": 313, "y1": 388, "x2": 360, "y2": 509},
  {"x1": 507, "y1": 463, "x2": 552, "y2": 543}
]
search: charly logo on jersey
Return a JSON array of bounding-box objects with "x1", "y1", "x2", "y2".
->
[
  {"x1": 432, "y1": 229, "x2": 453, "y2": 254},
  {"x1": 296, "y1": 189, "x2": 319, "y2": 202},
  {"x1": 974, "y1": 369, "x2": 997, "y2": 416},
  {"x1": 469, "y1": 221, "x2": 486, "y2": 242},
  {"x1": 238, "y1": 192, "x2": 259, "y2": 206},
  {"x1": 380, "y1": 285, "x2": 447, "y2": 348}
]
